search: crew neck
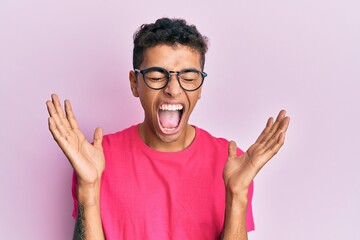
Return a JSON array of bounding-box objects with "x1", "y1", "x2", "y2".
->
[{"x1": 132, "y1": 124, "x2": 202, "y2": 160}]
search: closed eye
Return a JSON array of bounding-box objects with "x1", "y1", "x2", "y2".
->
[
  {"x1": 182, "y1": 78, "x2": 196, "y2": 82},
  {"x1": 149, "y1": 77, "x2": 167, "y2": 82}
]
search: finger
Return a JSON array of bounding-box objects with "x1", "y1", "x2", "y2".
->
[
  {"x1": 264, "y1": 116, "x2": 291, "y2": 159},
  {"x1": 265, "y1": 131, "x2": 286, "y2": 156},
  {"x1": 264, "y1": 130, "x2": 282, "y2": 152},
  {"x1": 65, "y1": 99, "x2": 80, "y2": 130},
  {"x1": 48, "y1": 116, "x2": 68, "y2": 147},
  {"x1": 47, "y1": 94, "x2": 70, "y2": 133},
  {"x1": 93, "y1": 127, "x2": 103, "y2": 149},
  {"x1": 278, "y1": 131, "x2": 286, "y2": 146},
  {"x1": 262, "y1": 110, "x2": 287, "y2": 143},
  {"x1": 228, "y1": 141, "x2": 237, "y2": 159},
  {"x1": 280, "y1": 116, "x2": 290, "y2": 133},
  {"x1": 264, "y1": 116, "x2": 290, "y2": 149},
  {"x1": 255, "y1": 117, "x2": 274, "y2": 144},
  {"x1": 275, "y1": 109, "x2": 286, "y2": 122},
  {"x1": 46, "y1": 98, "x2": 57, "y2": 117},
  {"x1": 46, "y1": 99, "x2": 71, "y2": 138},
  {"x1": 51, "y1": 94, "x2": 71, "y2": 129}
]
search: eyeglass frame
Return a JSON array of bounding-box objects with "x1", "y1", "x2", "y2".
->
[{"x1": 134, "y1": 66, "x2": 207, "y2": 92}]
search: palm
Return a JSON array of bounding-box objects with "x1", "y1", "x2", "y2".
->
[
  {"x1": 61, "y1": 128, "x2": 105, "y2": 184},
  {"x1": 47, "y1": 94, "x2": 105, "y2": 186},
  {"x1": 223, "y1": 110, "x2": 290, "y2": 194}
]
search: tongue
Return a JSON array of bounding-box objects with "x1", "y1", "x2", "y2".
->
[{"x1": 159, "y1": 110, "x2": 181, "y2": 128}]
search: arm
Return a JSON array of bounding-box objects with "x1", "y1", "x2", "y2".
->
[
  {"x1": 222, "y1": 110, "x2": 290, "y2": 240},
  {"x1": 73, "y1": 184, "x2": 104, "y2": 240},
  {"x1": 46, "y1": 94, "x2": 105, "y2": 240}
]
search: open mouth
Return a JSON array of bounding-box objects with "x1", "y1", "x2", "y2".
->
[{"x1": 158, "y1": 103, "x2": 184, "y2": 133}]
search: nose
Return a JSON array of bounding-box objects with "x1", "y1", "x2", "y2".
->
[{"x1": 164, "y1": 73, "x2": 183, "y2": 98}]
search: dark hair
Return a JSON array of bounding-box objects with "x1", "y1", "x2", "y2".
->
[{"x1": 133, "y1": 18, "x2": 209, "y2": 70}]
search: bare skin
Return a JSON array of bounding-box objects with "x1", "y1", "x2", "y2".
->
[
  {"x1": 222, "y1": 110, "x2": 290, "y2": 239},
  {"x1": 47, "y1": 93, "x2": 289, "y2": 239},
  {"x1": 46, "y1": 94, "x2": 105, "y2": 240},
  {"x1": 47, "y1": 44, "x2": 290, "y2": 240}
]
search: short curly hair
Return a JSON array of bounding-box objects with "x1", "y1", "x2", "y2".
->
[{"x1": 133, "y1": 18, "x2": 209, "y2": 70}]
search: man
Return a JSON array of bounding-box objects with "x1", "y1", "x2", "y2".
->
[{"x1": 46, "y1": 18, "x2": 290, "y2": 240}]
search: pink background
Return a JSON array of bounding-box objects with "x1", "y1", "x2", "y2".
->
[{"x1": 1, "y1": 0, "x2": 359, "y2": 239}]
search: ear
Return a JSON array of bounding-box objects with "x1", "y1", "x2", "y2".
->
[{"x1": 129, "y1": 70, "x2": 139, "y2": 97}]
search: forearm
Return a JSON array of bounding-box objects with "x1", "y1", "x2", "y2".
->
[
  {"x1": 221, "y1": 191, "x2": 248, "y2": 240},
  {"x1": 73, "y1": 185, "x2": 105, "y2": 240}
]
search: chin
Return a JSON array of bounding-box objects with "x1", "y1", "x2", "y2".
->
[{"x1": 156, "y1": 131, "x2": 182, "y2": 144}]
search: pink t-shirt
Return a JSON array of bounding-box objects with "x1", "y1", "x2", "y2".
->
[{"x1": 72, "y1": 125, "x2": 254, "y2": 239}]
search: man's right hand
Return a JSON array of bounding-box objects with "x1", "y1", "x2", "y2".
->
[
  {"x1": 46, "y1": 93, "x2": 105, "y2": 188},
  {"x1": 47, "y1": 93, "x2": 105, "y2": 239}
]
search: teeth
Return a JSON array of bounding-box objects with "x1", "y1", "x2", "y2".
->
[
  {"x1": 160, "y1": 104, "x2": 183, "y2": 111},
  {"x1": 163, "y1": 127, "x2": 176, "y2": 131}
]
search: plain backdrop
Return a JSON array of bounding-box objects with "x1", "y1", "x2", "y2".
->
[{"x1": 1, "y1": 0, "x2": 359, "y2": 239}]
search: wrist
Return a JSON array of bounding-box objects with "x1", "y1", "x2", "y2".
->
[
  {"x1": 226, "y1": 188, "x2": 248, "y2": 211},
  {"x1": 223, "y1": 189, "x2": 249, "y2": 240},
  {"x1": 77, "y1": 182, "x2": 101, "y2": 206}
]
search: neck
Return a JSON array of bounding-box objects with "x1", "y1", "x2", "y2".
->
[{"x1": 138, "y1": 123, "x2": 196, "y2": 152}]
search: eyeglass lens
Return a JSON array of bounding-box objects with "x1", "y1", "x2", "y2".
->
[{"x1": 143, "y1": 68, "x2": 203, "y2": 91}]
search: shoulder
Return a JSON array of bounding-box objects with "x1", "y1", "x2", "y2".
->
[
  {"x1": 195, "y1": 126, "x2": 244, "y2": 155},
  {"x1": 102, "y1": 124, "x2": 138, "y2": 149},
  {"x1": 195, "y1": 126, "x2": 229, "y2": 145}
]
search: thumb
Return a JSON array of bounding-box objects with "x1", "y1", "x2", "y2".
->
[
  {"x1": 228, "y1": 140, "x2": 237, "y2": 159},
  {"x1": 93, "y1": 127, "x2": 103, "y2": 148}
]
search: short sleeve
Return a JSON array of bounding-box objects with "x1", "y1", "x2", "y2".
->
[
  {"x1": 71, "y1": 171, "x2": 78, "y2": 219},
  {"x1": 246, "y1": 181, "x2": 255, "y2": 231}
]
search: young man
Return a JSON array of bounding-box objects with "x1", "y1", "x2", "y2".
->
[{"x1": 46, "y1": 18, "x2": 290, "y2": 240}]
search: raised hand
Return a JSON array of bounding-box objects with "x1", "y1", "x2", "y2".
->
[
  {"x1": 223, "y1": 110, "x2": 290, "y2": 195},
  {"x1": 46, "y1": 94, "x2": 105, "y2": 187}
]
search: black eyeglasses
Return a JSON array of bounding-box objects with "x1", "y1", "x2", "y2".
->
[{"x1": 134, "y1": 67, "x2": 207, "y2": 91}]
